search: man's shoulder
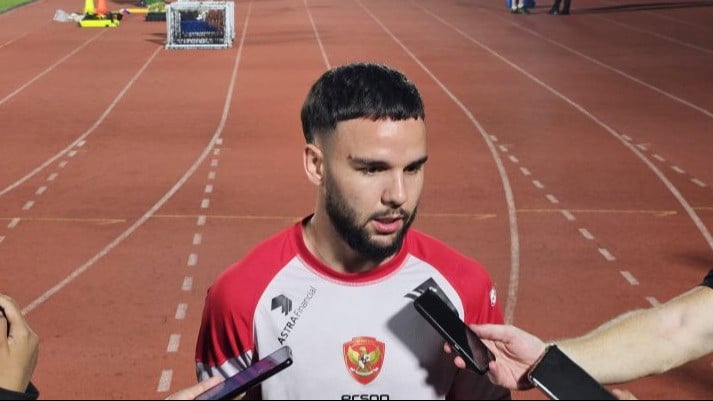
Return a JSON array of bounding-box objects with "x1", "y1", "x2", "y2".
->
[{"x1": 407, "y1": 229, "x2": 486, "y2": 271}]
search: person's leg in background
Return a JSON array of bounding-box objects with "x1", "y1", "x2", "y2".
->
[
  {"x1": 548, "y1": 0, "x2": 562, "y2": 14},
  {"x1": 511, "y1": 0, "x2": 530, "y2": 14}
]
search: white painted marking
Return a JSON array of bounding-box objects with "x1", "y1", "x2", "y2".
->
[
  {"x1": 18, "y1": 6, "x2": 255, "y2": 316},
  {"x1": 205, "y1": 184, "x2": 213, "y2": 194},
  {"x1": 578, "y1": 228, "x2": 594, "y2": 240},
  {"x1": 489, "y1": 135, "x2": 498, "y2": 142},
  {"x1": 546, "y1": 194, "x2": 560, "y2": 204},
  {"x1": 208, "y1": 171, "x2": 216, "y2": 180},
  {"x1": 216, "y1": 138, "x2": 223, "y2": 146},
  {"x1": 182, "y1": 277, "x2": 193, "y2": 291},
  {"x1": 498, "y1": 144, "x2": 508, "y2": 153},
  {"x1": 652, "y1": 154, "x2": 666, "y2": 162},
  {"x1": 22, "y1": 201, "x2": 34, "y2": 211},
  {"x1": 508, "y1": 155, "x2": 519, "y2": 163},
  {"x1": 175, "y1": 303, "x2": 188, "y2": 320},
  {"x1": 167, "y1": 334, "x2": 181, "y2": 352},
  {"x1": 636, "y1": 143, "x2": 648, "y2": 151},
  {"x1": 520, "y1": 167, "x2": 531, "y2": 176},
  {"x1": 197, "y1": 216, "x2": 207, "y2": 226},
  {"x1": 187, "y1": 253, "x2": 198, "y2": 267},
  {"x1": 621, "y1": 135, "x2": 632, "y2": 141},
  {"x1": 36, "y1": 186, "x2": 47, "y2": 195},
  {"x1": 193, "y1": 233, "x2": 203, "y2": 245},
  {"x1": 561, "y1": 210, "x2": 576, "y2": 221},
  {"x1": 620, "y1": 271, "x2": 639, "y2": 286},
  {"x1": 532, "y1": 180, "x2": 544, "y2": 189},
  {"x1": 67, "y1": 150, "x2": 77, "y2": 158},
  {"x1": 671, "y1": 166, "x2": 685, "y2": 174},
  {"x1": 156, "y1": 369, "x2": 173, "y2": 393},
  {"x1": 646, "y1": 297, "x2": 660, "y2": 307},
  {"x1": 0, "y1": 236, "x2": 5, "y2": 244},
  {"x1": 47, "y1": 173, "x2": 58, "y2": 182},
  {"x1": 58, "y1": 161, "x2": 68, "y2": 169},
  {"x1": 692, "y1": 178, "x2": 707, "y2": 188},
  {"x1": 213, "y1": 148, "x2": 221, "y2": 156},
  {"x1": 201, "y1": 199, "x2": 210, "y2": 209},
  {"x1": 77, "y1": 140, "x2": 86, "y2": 147},
  {"x1": 211, "y1": 159, "x2": 219, "y2": 167},
  {"x1": 599, "y1": 248, "x2": 616, "y2": 262},
  {"x1": 303, "y1": 0, "x2": 331, "y2": 68},
  {"x1": 8, "y1": 218, "x2": 20, "y2": 229}
]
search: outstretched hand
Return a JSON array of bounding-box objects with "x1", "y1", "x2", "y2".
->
[{"x1": 444, "y1": 324, "x2": 546, "y2": 390}]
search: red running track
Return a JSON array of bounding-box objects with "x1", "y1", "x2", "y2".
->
[{"x1": 0, "y1": 0, "x2": 712, "y2": 398}]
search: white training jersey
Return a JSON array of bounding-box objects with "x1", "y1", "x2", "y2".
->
[{"x1": 195, "y1": 217, "x2": 508, "y2": 400}]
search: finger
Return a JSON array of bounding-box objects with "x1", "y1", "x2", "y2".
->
[
  {"x1": 0, "y1": 307, "x2": 7, "y2": 340},
  {"x1": 453, "y1": 356, "x2": 466, "y2": 369},
  {"x1": 443, "y1": 342, "x2": 452, "y2": 354},
  {"x1": 468, "y1": 323, "x2": 510, "y2": 341},
  {"x1": 0, "y1": 294, "x2": 28, "y2": 338},
  {"x1": 612, "y1": 388, "x2": 637, "y2": 400}
]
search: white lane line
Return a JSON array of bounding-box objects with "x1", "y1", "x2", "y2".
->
[
  {"x1": 208, "y1": 171, "x2": 216, "y2": 180},
  {"x1": 498, "y1": 144, "x2": 509, "y2": 153},
  {"x1": 216, "y1": 138, "x2": 223, "y2": 146},
  {"x1": 197, "y1": 215, "x2": 207, "y2": 227},
  {"x1": 0, "y1": 31, "x2": 107, "y2": 107},
  {"x1": 508, "y1": 155, "x2": 519, "y2": 163},
  {"x1": 545, "y1": 194, "x2": 560, "y2": 204},
  {"x1": 489, "y1": 135, "x2": 498, "y2": 142},
  {"x1": 58, "y1": 161, "x2": 68, "y2": 169},
  {"x1": 182, "y1": 276, "x2": 193, "y2": 292},
  {"x1": 0, "y1": 236, "x2": 5, "y2": 244},
  {"x1": 167, "y1": 334, "x2": 181, "y2": 353},
  {"x1": 652, "y1": 154, "x2": 666, "y2": 162},
  {"x1": 201, "y1": 199, "x2": 210, "y2": 209},
  {"x1": 47, "y1": 173, "x2": 58, "y2": 182},
  {"x1": 175, "y1": 303, "x2": 188, "y2": 320},
  {"x1": 213, "y1": 148, "x2": 221, "y2": 156},
  {"x1": 8, "y1": 218, "x2": 20, "y2": 229},
  {"x1": 156, "y1": 369, "x2": 173, "y2": 393},
  {"x1": 691, "y1": 178, "x2": 707, "y2": 188},
  {"x1": 18, "y1": 5, "x2": 255, "y2": 316},
  {"x1": 205, "y1": 184, "x2": 213, "y2": 194},
  {"x1": 532, "y1": 180, "x2": 544, "y2": 189},
  {"x1": 36, "y1": 186, "x2": 47, "y2": 195},
  {"x1": 211, "y1": 159, "x2": 219, "y2": 167},
  {"x1": 187, "y1": 253, "x2": 198, "y2": 267},
  {"x1": 578, "y1": 228, "x2": 594, "y2": 240},
  {"x1": 636, "y1": 144, "x2": 648, "y2": 151},
  {"x1": 193, "y1": 233, "x2": 203, "y2": 245},
  {"x1": 621, "y1": 135, "x2": 632, "y2": 142},
  {"x1": 0, "y1": 46, "x2": 163, "y2": 199},
  {"x1": 22, "y1": 201, "x2": 34, "y2": 211},
  {"x1": 646, "y1": 297, "x2": 660, "y2": 307},
  {"x1": 67, "y1": 150, "x2": 77, "y2": 158},
  {"x1": 77, "y1": 140, "x2": 86, "y2": 147},
  {"x1": 561, "y1": 210, "x2": 576, "y2": 221},
  {"x1": 620, "y1": 271, "x2": 639, "y2": 286},
  {"x1": 520, "y1": 167, "x2": 531, "y2": 176},
  {"x1": 598, "y1": 248, "x2": 616, "y2": 262},
  {"x1": 303, "y1": 0, "x2": 331, "y2": 69},
  {"x1": 671, "y1": 166, "x2": 685, "y2": 174},
  {"x1": 360, "y1": 1, "x2": 520, "y2": 324},
  {"x1": 419, "y1": 4, "x2": 713, "y2": 254}
]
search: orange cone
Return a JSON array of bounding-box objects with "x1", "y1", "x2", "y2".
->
[{"x1": 96, "y1": 0, "x2": 108, "y2": 15}]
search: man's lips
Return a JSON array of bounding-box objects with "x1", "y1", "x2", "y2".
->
[{"x1": 372, "y1": 216, "x2": 404, "y2": 234}]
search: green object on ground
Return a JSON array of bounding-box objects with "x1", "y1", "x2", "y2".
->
[{"x1": 0, "y1": 0, "x2": 33, "y2": 13}]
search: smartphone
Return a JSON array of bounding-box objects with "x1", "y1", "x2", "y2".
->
[
  {"x1": 413, "y1": 287, "x2": 494, "y2": 374},
  {"x1": 527, "y1": 345, "x2": 616, "y2": 400},
  {"x1": 194, "y1": 345, "x2": 293, "y2": 400}
]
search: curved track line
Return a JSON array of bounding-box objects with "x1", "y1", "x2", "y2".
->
[
  {"x1": 484, "y1": 9, "x2": 713, "y2": 120},
  {"x1": 592, "y1": 14, "x2": 713, "y2": 56},
  {"x1": 355, "y1": 0, "x2": 521, "y2": 324},
  {"x1": 21, "y1": 3, "x2": 254, "y2": 316},
  {"x1": 0, "y1": 47, "x2": 162, "y2": 198},
  {"x1": 303, "y1": 0, "x2": 330, "y2": 69},
  {"x1": 0, "y1": 30, "x2": 106, "y2": 106},
  {"x1": 418, "y1": 4, "x2": 713, "y2": 255}
]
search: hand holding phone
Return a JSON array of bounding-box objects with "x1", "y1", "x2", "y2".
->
[
  {"x1": 194, "y1": 346, "x2": 293, "y2": 400},
  {"x1": 413, "y1": 287, "x2": 495, "y2": 374},
  {"x1": 528, "y1": 345, "x2": 616, "y2": 400}
]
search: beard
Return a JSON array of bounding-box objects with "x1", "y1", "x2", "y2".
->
[{"x1": 324, "y1": 174, "x2": 417, "y2": 261}]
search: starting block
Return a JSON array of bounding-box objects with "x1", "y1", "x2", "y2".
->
[{"x1": 79, "y1": 13, "x2": 121, "y2": 27}]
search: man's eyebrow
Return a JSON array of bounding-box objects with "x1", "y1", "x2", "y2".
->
[{"x1": 348, "y1": 156, "x2": 429, "y2": 167}]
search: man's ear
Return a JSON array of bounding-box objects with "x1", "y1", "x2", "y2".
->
[{"x1": 303, "y1": 143, "x2": 324, "y2": 186}]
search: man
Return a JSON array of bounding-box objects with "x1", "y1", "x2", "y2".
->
[
  {"x1": 449, "y1": 268, "x2": 713, "y2": 390},
  {"x1": 548, "y1": 0, "x2": 571, "y2": 15},
  {"x1": 194, "y1": 62, "x2": 510, "y2": 399},
  {"x1": 0, "y1": 294, "x2": 39, "y2": 401}
]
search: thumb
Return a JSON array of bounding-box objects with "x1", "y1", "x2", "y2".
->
[{"x1": 0, "y1": 308, "x2": 8, "y2": 341}]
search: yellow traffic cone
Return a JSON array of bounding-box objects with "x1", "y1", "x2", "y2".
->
[
  {"x1": 96, "y1": 0, "x2": 108, "y2": 16},
  {"x1": 83, "y1": 0, "x2": 96, "y2": 15}
]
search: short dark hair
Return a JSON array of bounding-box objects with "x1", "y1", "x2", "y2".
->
[{"x1": 300, "y1": 62, "x2": 425, "y2": 144}]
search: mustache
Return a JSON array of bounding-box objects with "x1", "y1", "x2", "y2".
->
[{"x1": 369, "y1": 209, "x2": 410, "y2": 221}]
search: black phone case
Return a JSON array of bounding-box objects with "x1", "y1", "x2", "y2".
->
[
  {"x1": 413, "y1": 287, "x2": 493, "y2": 374},
  {"x1": 528, "y1": 345, "x2": 616, "y2": 400}
]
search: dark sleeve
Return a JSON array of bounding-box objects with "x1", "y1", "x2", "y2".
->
[
  {"x1": 0, "y1": 382, "x2": 39, "y2": 400},
  {"x1": 702, "y1": 269, "x2": 713, "y2": 289}
]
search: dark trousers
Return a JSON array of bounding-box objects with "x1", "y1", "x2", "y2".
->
[{"x1": 551, "y1": 0, "x2": 571, "y2": 11}]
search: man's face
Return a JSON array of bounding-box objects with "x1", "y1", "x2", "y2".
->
[{"x1": 322, "y1": 118, "x2": 427, "y2": 260}]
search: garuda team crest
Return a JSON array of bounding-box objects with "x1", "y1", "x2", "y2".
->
[{"x1": 343, "y1": 336, "x2": 385, "y2": 384}]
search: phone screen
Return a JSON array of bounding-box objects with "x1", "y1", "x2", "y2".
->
[
  {"x1": 194, "y1": 346, "x2": 293, "y2": 400},
  {"x1": 413, "y1": 287, "x2": 494, "y2": 374},
  {"x1": 528, "y1": 345, "x2": 616, "y2": 400}
]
